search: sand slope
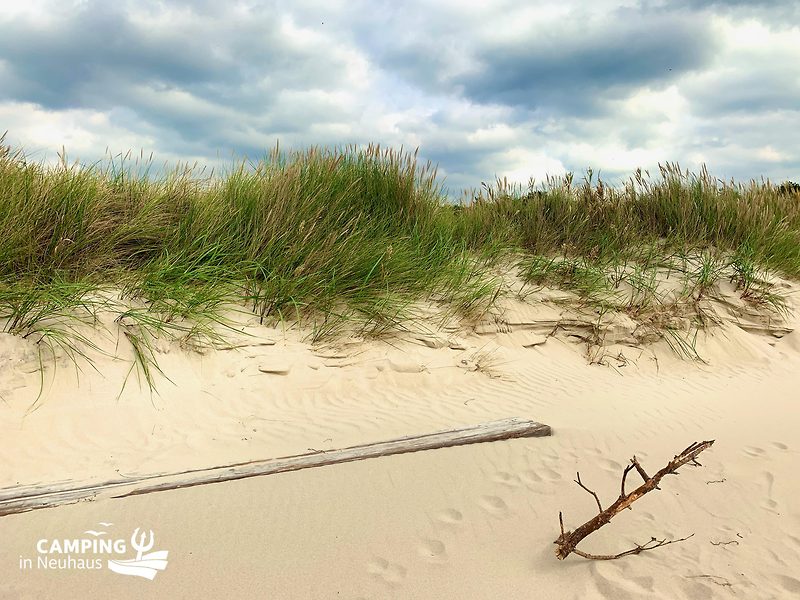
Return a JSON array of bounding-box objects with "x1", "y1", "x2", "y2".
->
[{"x1": 1, "y1": 281, "x2": 799, "y2": 599}]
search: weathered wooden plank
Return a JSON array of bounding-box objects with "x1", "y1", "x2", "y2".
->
[{"x1": 0, "y1": 417, "x2": 550, "y2": 516}]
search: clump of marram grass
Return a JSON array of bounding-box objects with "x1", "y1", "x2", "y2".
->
[
  {"x1": 0, "y1": 138, "x2": 501, "y2": 390},
  {"x1": 464, "y1": 164, "x2": 799, "y2": 349},
  {"x1": 464, "y1": 164, "x2": 800, "y2": 276},
  {"x1": 1, "y1": 135, "x2": 798, "y2": 390}
]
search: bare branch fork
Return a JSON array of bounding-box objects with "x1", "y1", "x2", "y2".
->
[{"x1": 554, "y1": 440, "x2": 714, "y2": 561}]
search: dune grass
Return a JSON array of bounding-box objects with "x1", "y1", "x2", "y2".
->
[
  {"x1": 0, "y1": 141, "x2": 499, "y2": 326},
  {"x1": 458, "y1": 165, "x2": 800, "y2": 273},
  {"x1": 1, "y1": 136, "x2": 799, "y2": 387}
]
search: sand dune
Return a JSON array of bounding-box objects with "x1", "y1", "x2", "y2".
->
[{"x1": 1, "y1": 279, "x2": 799, "y2": 599}]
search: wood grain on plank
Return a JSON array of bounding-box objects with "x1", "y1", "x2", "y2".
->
[{"x1": 0, "y1": 417, "x2": 550, "y2": 516}]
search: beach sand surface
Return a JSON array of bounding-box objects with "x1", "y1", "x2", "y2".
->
[{"x1": 1, "y1": 281, "x2": 799, "y2": 599}]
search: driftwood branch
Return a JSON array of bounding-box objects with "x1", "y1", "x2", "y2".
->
[
  {"x1": 555, "y1": 440, "x2": 714, "y2": 560},
  {"x1": 0, "y1": 417, "x2": 549, "y2": 517},
  {"x1": 575, "y1": 472, "x2": 603, "y2": 512}
]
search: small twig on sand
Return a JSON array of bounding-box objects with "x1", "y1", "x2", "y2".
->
[
  {"x1": 571, "y1": 534, "x2": 694, "y2": 560},
  {"x1": 554, "y1": 440, "x2": 714, "y2": 560}
]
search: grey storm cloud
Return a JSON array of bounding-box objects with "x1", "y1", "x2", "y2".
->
[
  {"x1": 663, "y1": 0, "x2": 800, "y2": 25},
  {"x1": 370, "y1": 9, "x2": 718, "y2": 117},
  {"x1": 0, "y1": 0, "x2": 797, "y2": 192},
  {"x1": 687, "y1": 70, "x2": 800, "y2": 117},
  {"x1": 0, "y1": 0, "x2": 360, "y2": 155},
  {"x1": 0, "y1": 4, "x2": 234, "y2": 109},
  {"x1": 456, "y1": 15, "x2": 716, "y2": 114}
]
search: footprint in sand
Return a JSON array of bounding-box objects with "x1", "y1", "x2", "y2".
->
[
  {"x1": 520, "y1": 469, "x2": 542, "y2": 485},
  {"x1": 366, "y1": 557, "x2": 407, "y2": 587},
  {"x1": 417, "y1": 539, "x2": 448, "y2": 564},
  {"x1": 639, "y1": 511, "x2": 657, "y2": 523},
  {"x1": 760, "y1": 471, "x2": 780, "y2": 514},
  {"x1": 491, "y1": 470, "x2": 522, "y2": 488},
  {"x1": 540, "y1": 467, "x2": 562, "y2": 482},
  {"x1": 771, "y1": 441, "x2": 789, "y2": 451},
  {"x1": 478, "y1": 495, "x2": 510, "y2": 517},
  {"x1": 777, "y1": 575, "x2": 800, "y2": 594},
  {"x1": 434, "y1": 508, "x2": 464, "y2": 526},
  {"x1": 598, "y1": 458, "x2": 624, "y2": 472},
  {"x1": 518, "y1": 462, "x2": 561, "y2": 488},
  {"x1": 743, "y1": 446, "x2": 766, "y2": 458},
  {"x1": 630, "y1": 576, "x2": 655, "y2": 592}
]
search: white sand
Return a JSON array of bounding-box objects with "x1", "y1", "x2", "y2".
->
[{"x1": 1, "y1": 278, "x2": 799, "y2": 599}]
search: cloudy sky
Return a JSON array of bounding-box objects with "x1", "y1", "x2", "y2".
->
[{"x1": 0, "y1": 0, "x2": 798, "y2": 196}]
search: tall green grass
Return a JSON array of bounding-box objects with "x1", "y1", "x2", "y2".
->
[
  {"x1": 0, "y1": 140, "x2": 499, "y2": 343},
  {"x1": 1, "y1": 136, "x2": 798, "y2": 379},
  {"x1": 460, "y1": 165, "x2": 800, "y2": 275}
]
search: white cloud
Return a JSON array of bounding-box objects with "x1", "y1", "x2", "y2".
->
[
  {"x1": 0, "y1": 101, "x2": 211, "y2": 168},
  {"x1": 494, "y1": 148, "x2": 567, "y2": 187},
  {"x1": 0, "y1": 0, "x2": 797, "y2": 194}
]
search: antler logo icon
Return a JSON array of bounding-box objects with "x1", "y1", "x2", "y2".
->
[{"x1": 107, "y1": 526, "x2": 169, "y2": 580}]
